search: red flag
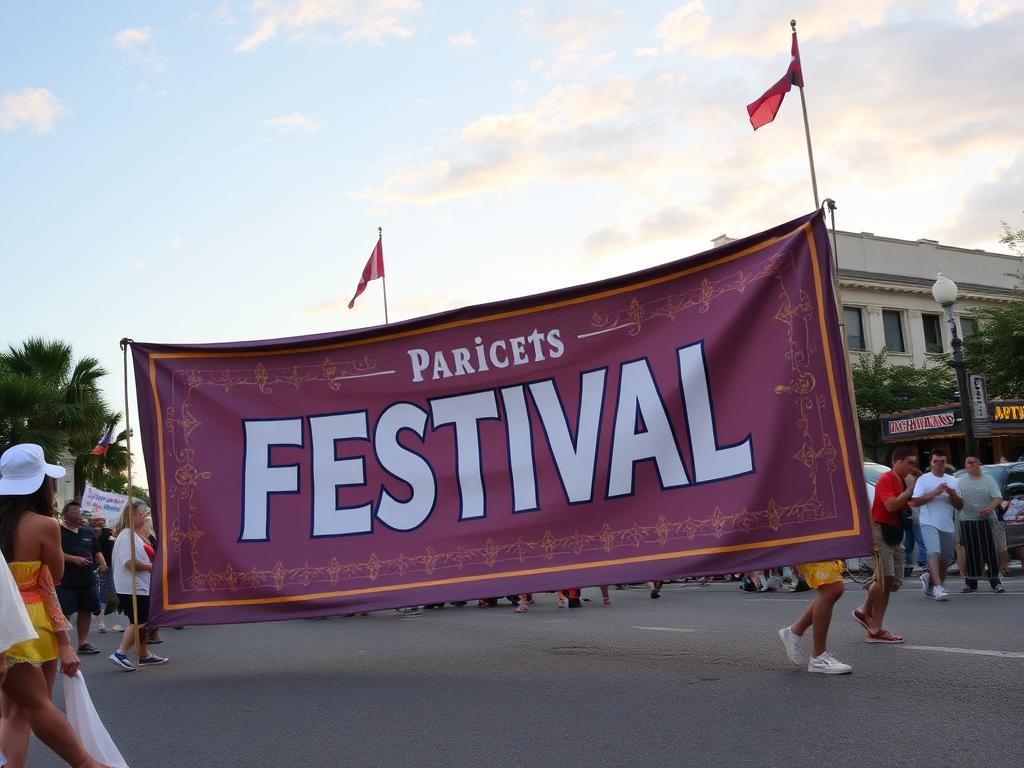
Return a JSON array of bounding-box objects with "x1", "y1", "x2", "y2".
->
[
  {"x1": 89, "y1": 427, "x2": 114, "y2": 456},
  {"x1": 746, "y1": 31, "x2": 804, "y2": 130},
  {"x1": 347, "y1": 237, "x2": 385, "y2": 309}
]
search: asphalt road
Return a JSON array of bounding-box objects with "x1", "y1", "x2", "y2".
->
[{"x1": 26, "y1": 573, "x2": 1022, "y2": 768}]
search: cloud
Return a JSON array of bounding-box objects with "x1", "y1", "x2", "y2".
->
[
  {"x1": 510, "y1": 79, "x2": 527, "y2": 95},
  {"x1": 235, "y1": 0, "x2": 421, "y2": 52},
  {"x1": 114, "y1": 27, "x2": 152, "y2": 50},
  {"x1": 263, "y1": 112, "x2": 322, "y2": 132},
  {"x1": 582, "y1": 207, "x2": 707, "y2": 261},
  {"x1": 957, "y1": 0, "x2": 1018, "y2": 24},
  {"x1": 0, "y1": 88, "x2": 67, "y2": 134},
  {"x1": 448, "y1": 30, "x2": 476, "y2": 48},
  {"x1": 211, "y1": 3, "x2": 238, "y2": 26},
  {"x1": 357, "y1": 72, "x2": 689, "y2": 205},
  {"x1": 519, "y1": 8, "x2": 622, "y2": 77},
  {"x1": 131, "y1": 260, "x2": 148, "y2": 270},
  {"x1": 112, "y1": 26, "x2": 167, "y2": 71},
  {"x1": 936, "y1": 147, "x2": 1024, "y2": 249},
  {"x1": 638, "y1": 0, "x2": 906, "y2": 60}
]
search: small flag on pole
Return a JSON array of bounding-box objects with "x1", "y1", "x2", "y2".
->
[
  {"x1": 89, "y1": 427, "x2": 114, "y2": 456},
  {"x1": 746, "y1": 30, "x2": 804, "y2": 130},
  {"x1": 348, "y1": 236, "x2": 385, "y2": 309}
]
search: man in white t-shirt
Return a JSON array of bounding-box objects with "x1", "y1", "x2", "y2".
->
[{"x1": 910, "y1": 449, "x2": 963, "y2": 601}]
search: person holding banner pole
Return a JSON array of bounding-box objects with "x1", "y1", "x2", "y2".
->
[{"x1": 108, "y1": 502, "x2": 167, "y2": 671}]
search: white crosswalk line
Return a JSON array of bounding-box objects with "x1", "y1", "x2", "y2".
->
[
  {"x1": 899, "y1": 645, "x2": 1024, "y2": 659},
  {"x1": 631, "y1": 626, "x2": 697, "y2": 633}
]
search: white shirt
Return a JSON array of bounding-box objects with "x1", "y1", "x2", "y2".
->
[
  {"x1": 912, "y1": 471, "x2": 960, "y2": 533},
  {"x1": 0, "y1": 557, "x2": 37, "y2": 653},
  {"x1": 111, "y1": 530, "x2": 152, "y2": 596}
]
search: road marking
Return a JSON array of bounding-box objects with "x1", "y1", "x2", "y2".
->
[
  {"x1": 899, "y1": 645, "x2": 1024, "y2": 659},
  {"x1": 632, "y1": 626, "x2": 698, "y2": 633}
]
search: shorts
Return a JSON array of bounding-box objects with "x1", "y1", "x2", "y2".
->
[
  {"x1": 116, "y1": 594, "x2": 150, "y2": 625},
  {"x1": 795, "y1": 560, "x2": 844, "y2": 589},
  {"x1": 920, "y1": 524, "x2": 955, "y2": 562},
  {"x1": 56, "y1": 584, "x2": 100, "y2": 616},
  {"x1": 871, "y1": 522, "x2": 905, "y2": 587},
  {"x1": 990, "y1": 517, "x2": 1007, "y2": 552}
]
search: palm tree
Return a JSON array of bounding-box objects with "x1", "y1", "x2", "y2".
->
[{"x1": 0, "y1": 338, "x2": 115, "y2": 466}]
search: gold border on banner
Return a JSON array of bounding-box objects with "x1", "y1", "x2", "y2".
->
[{"x1": 147, "y1": 219, "x2": 862, "y2": 610}]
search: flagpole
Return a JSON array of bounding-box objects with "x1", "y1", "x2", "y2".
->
[
  {"x1": 792, "y1": 19, "x2": 820, "y2": 209},
  {"x1": 379, "y1": 226, "x2": 389, "y2": 325}
]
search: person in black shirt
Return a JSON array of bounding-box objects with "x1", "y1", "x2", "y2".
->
[{"x1": 56, "y1": 501, "x2": 107, "y2": 655}]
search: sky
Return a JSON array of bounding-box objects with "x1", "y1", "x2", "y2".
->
[{"x1": 2, "y1": 0, "x2": 1023, "y2": 478}]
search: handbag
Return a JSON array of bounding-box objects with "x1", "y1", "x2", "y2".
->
[
  {"x1": 63, "y1": 670, "x2": 130, "y2": 768},
  {"x1": 879, "y1": 522, "x2": 903, "y2": 546}
]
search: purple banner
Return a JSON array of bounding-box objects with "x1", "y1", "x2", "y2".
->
[{"x1": 133, "y1": 211, "x2": 868, "y2": 626}]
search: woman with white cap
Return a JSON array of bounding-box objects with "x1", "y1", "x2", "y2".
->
[{"x1": 0, "y1": 443, "x2": 105, "y2": 768}]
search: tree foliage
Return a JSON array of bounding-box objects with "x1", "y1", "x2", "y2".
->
[
  {"x1": 851, "y1": 350, "x2": 956, "y2": 461},
  {"x1": 0, "y1": 337, "x2": 148, "y2": 500}
]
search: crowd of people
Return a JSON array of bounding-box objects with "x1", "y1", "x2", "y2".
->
[{"x1": 2, "y1": 440, "x2": 1021, "y2": 764}]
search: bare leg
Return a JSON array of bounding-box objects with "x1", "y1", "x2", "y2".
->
[
  {"x1": 76, "y1": 612, "x2": 92, "y2": 649},
  {"x1": 928, "y1": 553, "x2": 943, "y2": 589},
  {"x1": 118, "y1": 623, "x2": 150, "y2": 659},
  {"x1": 862, "y1": 579, "x2": 891, "y2": 630},
  {"x1": 792, "y1": 581, "x2": 844, "y2": 657},
  {"x1": 1, "y1": 663, "x2": 101, "y2": 768}
]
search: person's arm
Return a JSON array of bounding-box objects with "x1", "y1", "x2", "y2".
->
[
  {"x1": 62, "y1": 551, "x2": 90, "y2": 567},
  {"x1": 945, "y1": 482, "x2": 964, "y2": 510},
  {"x1": 95, "y1": 552, "x2": 108, "y2": 571},
  {"x1": 909, "y1": 480, "x2": 946, "y2": 507},
  {"x1": 882, "y1": 474, "x2": 916, "y2": 512}
]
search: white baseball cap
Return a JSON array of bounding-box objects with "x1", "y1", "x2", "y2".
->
[{"x1": 0, "y1": 443, "x2": 67, "y2": 496}]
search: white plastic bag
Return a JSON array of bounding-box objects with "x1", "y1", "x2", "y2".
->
[{"x1": 63, "y1": 670, "x2": 130, "y2": 768}]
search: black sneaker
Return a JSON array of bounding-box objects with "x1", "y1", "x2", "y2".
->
[
  {"x1": 137, "y1": 654, "x2": 168, "y2": 666},
  {"x1": 77, "y1": 643, "x2": 101, "y2": 655}
]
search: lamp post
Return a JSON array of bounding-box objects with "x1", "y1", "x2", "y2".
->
[{"x1": 931, "y1": 273, "x2": 976, "y2": 457}]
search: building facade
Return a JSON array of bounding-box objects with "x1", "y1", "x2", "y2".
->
[{"x1": 713, "y1": 228, "x2": 1024, "y2": 465}]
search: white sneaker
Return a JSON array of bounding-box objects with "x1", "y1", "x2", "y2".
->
[
  {"x1": 97, "y1": 623, "x2": 108, "y2": 634},
  {"x1": 932, "y1": 585, "x2": 949, "y2": 601},
  {"x1": 807, "y1": 652, "x2": 852, "y2": 675},
  {"x1": 778, "y1": 626, "x2": 804, "y2": 665},
  {"x1": 920, "y1": 572, "x2": 932, "y2": 597},
  {"x1": 112, "y1": 623, "x2": 124, "y2": 631}
]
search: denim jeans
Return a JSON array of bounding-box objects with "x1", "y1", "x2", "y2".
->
[{"x1": 903, "y1": 521, "x2": 927, "y2": 567}]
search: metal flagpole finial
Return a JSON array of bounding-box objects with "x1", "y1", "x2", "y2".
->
[
  {"x1": 791, "y1": 19, "x2": 797, "y2": 31},
  {"x1": 378, "y1": 226, "x2": 382, "y2": 238}
]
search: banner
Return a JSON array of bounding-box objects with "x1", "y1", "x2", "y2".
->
[
  {"x1": 80, "y1": 484, "x2": 129, "y2": 521},
  {"x1": 132, "y1": 211, "x2": 868, "y2": 626}
]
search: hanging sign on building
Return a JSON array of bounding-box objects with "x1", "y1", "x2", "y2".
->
[
  {"x1": 969, "y1": 373, "x2": 992, "y2": 437},
  {"x1": 130, "y1": 211, "x2": 868, "y2": 627}
]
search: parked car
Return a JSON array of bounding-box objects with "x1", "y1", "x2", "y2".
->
[{"x1": 953, "y1": 462, "x2": 1024, "y2": 551}]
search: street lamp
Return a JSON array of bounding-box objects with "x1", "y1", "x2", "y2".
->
[{"x1": 931, "y1": 273, "x2": 976, "y2": 456}]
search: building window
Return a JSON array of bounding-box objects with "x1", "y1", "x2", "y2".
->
[
  {"x1": 960, "y1": 317, "x2": 978, "y2": 339},
  {"x1": 922, "y1": 313, "x2": 943, "y2": 354},
  {"x1": 843, "y1": 307, "x2": 865, "y2": 350},
  {"x1": 882, "y1": 310, "x2": 905, "y2": 352}
]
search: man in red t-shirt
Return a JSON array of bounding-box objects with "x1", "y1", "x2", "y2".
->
[{"x1": 852, "y1": 446, "x2": 918, "y2": 643}]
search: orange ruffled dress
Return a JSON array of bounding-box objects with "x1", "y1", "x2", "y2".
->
[{"x1": 5, "y1": 561, "x2": 72, "y2": 666}]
